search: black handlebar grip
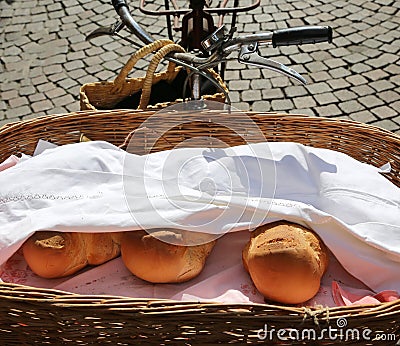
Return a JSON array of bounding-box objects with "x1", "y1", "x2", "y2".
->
[
  {"x1": 112, "y1": 0, "x2": 128, "y2": 11},
  {"x1": 272, "y1": 26, "x2": 333, "y2": 47}
]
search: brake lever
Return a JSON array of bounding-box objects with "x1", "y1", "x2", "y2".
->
[
  {"x1": 238, "y1": 43, "x2": 307, "y2": 85},
  {"x1": 85, "y1": 20, "x2": 125, "y2": 41}
]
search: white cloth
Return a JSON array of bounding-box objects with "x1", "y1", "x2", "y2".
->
[{"x1": 0, "y1": 141, "x2": 399, "y2": 293}]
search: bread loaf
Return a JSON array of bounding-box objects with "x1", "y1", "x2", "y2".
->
[
  {"x1": 22, "y1": 231, "x2": 123, "y2": 278},
  {"x1": 121, "y1": 229, "x2": 216, "y2": 283},
  {"x1": 242, "y1": 221, "x2": 329, "y2": 304}
]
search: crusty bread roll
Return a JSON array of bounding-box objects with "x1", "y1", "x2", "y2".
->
[
  {"x1": 121, "y1": 229, "x2": 216, "y2": 283},
  {"x1": 242, "y1": 221, "x2": 329, "y2": 304},
  {"x1": 22, "y1": 231, "x2": 123, "y2": 278}
]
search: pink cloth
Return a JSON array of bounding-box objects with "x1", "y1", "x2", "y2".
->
[
  {"x1": 0, "y1": 231, "x2": 265, "y2": 303},
  {"x1": 0, "y1": 230, "x2": 383, "y2": 307},
  {"x1": 0, "y1": 155, "x2": 19, "y2": 172},
  {"x1": 332, "y1": 281, "x2": 399, "y2": 306}
]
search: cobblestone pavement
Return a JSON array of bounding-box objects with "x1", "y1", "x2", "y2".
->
[{"x1": 1, "y1": 0, "x2": 399, "y2": 133}]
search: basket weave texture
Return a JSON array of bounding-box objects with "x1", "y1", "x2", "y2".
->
[
  {"x1": 79, "y1": 40, "x2": 228, "y2": 111},
  {"x1": 0, "y1": 109, "x2": 399, "y2": 345}
]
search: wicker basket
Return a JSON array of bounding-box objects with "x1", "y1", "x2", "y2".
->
[
  {"x1": 0, "y1": 109, "x2": 399, "y2": 345},
  {"x1": 79, "y1": 40, "x2": 228, "y2": 111}
]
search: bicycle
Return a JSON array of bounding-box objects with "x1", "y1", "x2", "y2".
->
[{"x1": 85, "y1": 0, "x2": 333, "y2": 106}]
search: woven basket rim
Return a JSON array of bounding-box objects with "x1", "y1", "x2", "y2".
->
[
  {"x1": 1, "y1": 281, "x2": 399, "y2": 314},
  {"x1": 1, "y1": 109, "x2": 399, "y2": 140}
]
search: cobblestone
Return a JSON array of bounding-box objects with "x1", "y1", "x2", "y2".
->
[
  {"x1": 309, "y1": 71, "x2": 330, "y2": 82},
  {"x1": 359, "y1": 95, "x2": 385, "y2": 108},
  {"x1": 250, "y1": 79, "x2": 271, "y2": 90},
  {"x1": 228, "y1": 80, "x2": 250, "y2": 91},
  {"x1": 339, "y1": 100, "x2": 365, "y2": 114},
  {"x1": 334, "y1": 90, "x2": 357, "y2": 102},
  {"x1": 349, "y1": 110, "x2": 377, "y2": 123},
  {"x1": 371, "y1": 119, "x2": 398, "y2": 132},
  {"x1": 327, "y1": 78, "x2": 351, "y2": 90},
  {"x1": 271, "y1": 99, "x2": 294, "y2": 111},
  {"x1": 293, "y1": 96, "x2": 316, "y2": 109},
  {"x1": 351, "y1": 63, "x2": 373, "y2": 74},
  {"x1": 44, "y1": 87, "x2": 66, "y2": 99},
  {"x1": 67, "y1": 68, "x2": 87, "y2": 80},
  {"x1": 37, "y1": 82, "x2": 57, "y2": 93},
  {"x1": 52, "y1": 94, "x2": 75, "y2": 107},
  {"x1": 242, "y1": 90, "x2": 262, "y2": 102},
  {"x1": 351, "y1": 85, "x2": 375, "y2": 97},
  {"x1": 28, "y1": 93, "x2": 46, "y2": 103},
  {"x1": 240, "y1": 69, "x2": 261, "y2": 80},
  {"x1": 346, "y1": 75, "x2": 368, "y2": 86},
  {"x1": 57, "y1": 77, "x2": 78, "y2": 90},
  {"x1": 231, "y1": 102, "x2": 250, "y2": 111},
  {"x1": 227, "y1": 91, "x2": 240, "y2": 103},
  {"x1": 6, "y1": 105, "x2": 32, "y2": 118},
  {"x1": 1, "y1": 90, "x2": 18, "y2": 101},
  {"x1": 305, "y1": 82, "x2": 331, "y2": 95},
  {"x1": 362, "y1": 70, "x2": 390, "y2": 81},
  {"x1": 367, "y1": 53, "x2": 398, "y2": 68},
  {"x1": 0, "y1": 101, "x2": 7, "y2": 111},
  {"x1": 31, "y1": 99, "x2": 54, "y2": 113},
  {"x1": 391, "y1": 75, "x2": 400, "y2": 87},
  {"x1": 329, "y1": 67, "x2": 352, "y2": 79},
  {"x1": 9, "y1": 97, "x2": 29, "y2": 109},
  {"x1": 290, "y1": 108, "x2": 315, "y2": 117},
  {"x1": 43, "y1": 64, "x2": 64, "y2": 75},
  {"x1": 284, "y1": 85, "x2": 308, "y2": 98},
  {"x1": 262, "y1": 88, "x2": 285, "y2": 100},
  {"x1": 313, "y1": 104, "x2": 342, "y2": 118},
  {"x1": 314, "y1": 93, "x2": 339, "y2": 106},
  {"x1": 371, "y1": 106, "x2": 397, "y2": 119},
  {"x1": 370, "y1": 80, "x2": 395, "y2": 92},
  {"x1": 379, "y1": 90, "x2": 400, "y2": 103},
  {"x1": 270, "y1": 77, "x2": 291, "y2": 88},
  {"x1": 252, "y1": 101, "x2": 271, "y2": 112}
]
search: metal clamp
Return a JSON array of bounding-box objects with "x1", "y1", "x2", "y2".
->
[
  {"x1": 85, "y1": 20, "x2": 125, "y2": 41},
  {"x1": 238, "y1": 42, "x2": 307, "y2": 85},
  {"x1": 201, "y1": 25, "x2": 227, "y2": 52}
]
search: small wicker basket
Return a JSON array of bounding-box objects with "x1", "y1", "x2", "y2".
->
[
  {"x1": 0, "y1": 109, "x2": 399, "y2": 345},
  {"x1": 79, "y1": 40, "x2": 228, "y2": 111}
]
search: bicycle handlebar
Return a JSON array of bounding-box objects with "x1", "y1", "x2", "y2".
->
[
  {"x1": 112, "y1": 0, "x2": 332, "y2": 60},
  {"x1": 272, "y1": 26, "x2": 332, "y2": 47},
  {"x1": 112, "y1": 0, "x2": 154, "y2": 44}
]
